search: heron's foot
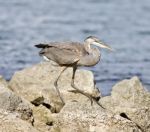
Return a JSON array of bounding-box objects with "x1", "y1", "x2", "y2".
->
[
  {"x1": 89, "y1": 96, "x2": 105, "y2": 109},
  {"x1": 68, "y1": 89, "x2": 104, "y2": 109},
  {"x1": 91, "y1": 96, "x2": 105, "y2": 109}
]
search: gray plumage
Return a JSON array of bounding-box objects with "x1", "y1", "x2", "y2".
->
[
  {"x1": 36, "y1": 41, "x2": 100, "y2": 66},
  {"x1": 35, "y1": 36, "x2": 112, "y2": 107}
]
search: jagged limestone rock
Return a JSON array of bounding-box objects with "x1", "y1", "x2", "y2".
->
[
  {"x1": 100, "y1": 76, "x2": 150, "y2": 132},
  {"x1": 9, "y1": 62, "x2": 100, "y2": 112}
]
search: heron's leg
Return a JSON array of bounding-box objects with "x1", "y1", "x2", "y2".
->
[
  {"x1": 54, "y1": 67, "x2": 68, "y2": 105},
  {"x1": 91, "y1": 79, "x2": 105, "y2": 109},
  {"x1": 71, "y1": 66, "x2": 93, "y2": 105}
]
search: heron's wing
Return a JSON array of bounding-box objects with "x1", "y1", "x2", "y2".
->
[
  {"x1": 40, "y1": 42, "x2": 86, "y2": 65},
  {"x1": 45, "y1": 42, "x2": 86, "y2": 54}
]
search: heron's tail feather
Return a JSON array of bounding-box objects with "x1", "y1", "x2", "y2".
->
[{"x1": 35, "y1": 44, "x2": 50, "y2": 48}]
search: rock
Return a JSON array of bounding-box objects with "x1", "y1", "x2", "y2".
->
[
  {"x1": 51, "y1": 100, "x2": 141, "y2": 132},
  {"x1": 0, "y1": 75, "x2": 33, "y2": 123},
  {"x1": 7, "y1": 62, "x2": 149, "y2": 131},
  {"x1": 9, "y1": 62, "x2": 100, "y2": 112},
  {"x1": 0, "y1": 75, "x2": 8, "y2": 88},
  {"x1": 32, "y1": 105, "x2": 54, "y2": 132},
  {"x1": 0, "y1": 109, "x2": 39, "y2": 132},
  {"x1": 100, "y1": 76, "x2": 150, "y2": 132}
]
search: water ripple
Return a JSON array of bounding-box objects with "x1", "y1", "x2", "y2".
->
[{"x1": 0, "y1": 0, "x2": 150, "y2": 95}]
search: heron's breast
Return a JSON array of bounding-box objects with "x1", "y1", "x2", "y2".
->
[{"x1": 77, "y1": 53, "x2": 101, "y2": 67}]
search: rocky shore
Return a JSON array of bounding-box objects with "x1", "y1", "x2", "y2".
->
[{"x1": 0, "y1": 62, "x2": 149, "y2": 132}]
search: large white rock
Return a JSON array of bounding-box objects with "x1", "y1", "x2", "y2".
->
[
  {"x1": 100, "y1": 76, "x2": 150, "y2": 132},
  {"x1": 9, "y1": 62, "x2": 100, "y2": 112}
]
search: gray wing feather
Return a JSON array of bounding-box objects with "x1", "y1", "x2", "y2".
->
[{"x1": 39, "y1": 42, "x2": 86, "y2": 65}]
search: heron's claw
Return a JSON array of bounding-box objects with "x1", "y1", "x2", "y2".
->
[{"x1": 92, "y1": 98, "x2": 105, "y2": 109}]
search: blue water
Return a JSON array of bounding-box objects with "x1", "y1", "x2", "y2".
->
[{"x1": 0, "y1": 0, "x2": 150, "y2": 95}]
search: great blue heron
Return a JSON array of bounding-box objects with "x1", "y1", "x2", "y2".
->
[{"x1": 35, "y1": 36, "x2": 112, "y2": 107}]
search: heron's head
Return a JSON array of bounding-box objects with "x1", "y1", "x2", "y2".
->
[{"x1": 85, "y1": 36, "x2": 113, "y2": 51}]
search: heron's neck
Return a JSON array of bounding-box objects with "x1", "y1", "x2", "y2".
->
[
  {"x1": 84, "y1": 41, "x2": 92, "y2": 53},
  {"x1": 84, "y1": 41, "x2": 101, "y2": 58},
  {"x1": 82, "y1": 42, "x2": 101, "y2": 66}
]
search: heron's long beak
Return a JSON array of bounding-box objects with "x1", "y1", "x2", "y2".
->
[{"x1": 93, "y1": 41, "x2": 113, "y2": 51}]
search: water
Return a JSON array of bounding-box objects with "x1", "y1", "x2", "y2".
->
[{"x1": 0, "y1": 0, "x2": 150, "y2": 95}]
